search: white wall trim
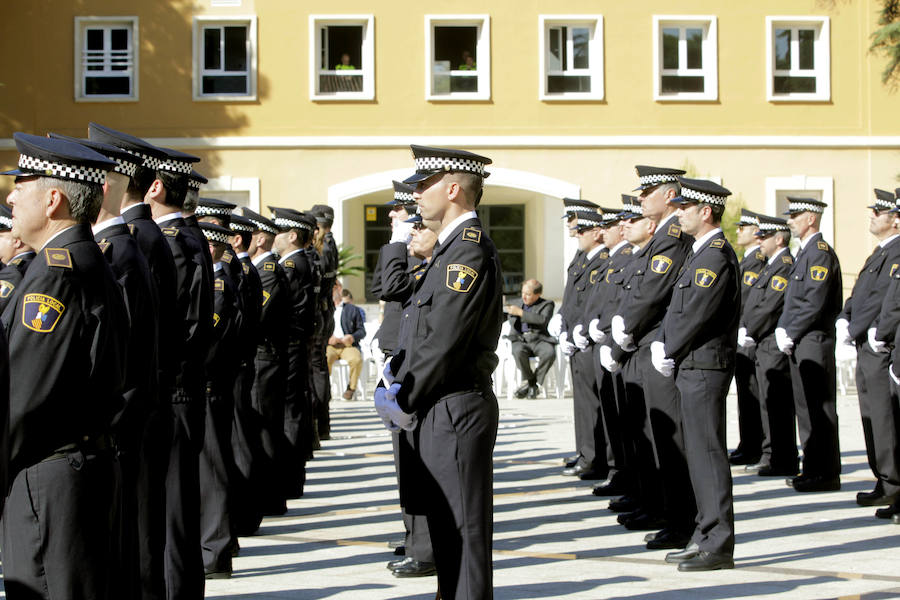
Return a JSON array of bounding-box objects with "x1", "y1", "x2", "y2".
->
[
  {"x1": 764, "y1": 175, "x2": 834, "y2": 244},
  {"x1": 204, "y1": 175, "x2": 260, "y2": 212}
]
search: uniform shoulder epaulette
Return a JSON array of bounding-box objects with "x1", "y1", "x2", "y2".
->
[
  {"x1": 97, "y1": 240, "x2": 111, "y2": 254},
  {"x1": 221, "y1": 251, "x2": 233, "y2": 264},
  {"x1": 600, "y1": 250, "x2": 609, "y2": 259},
  {"x1": 782, "y1": 255, "x2": 793, "y2": 264},
  {"x1": 709, "y1": 239, "x2": 725, "y2": 249},
  {"x1": 622, "y1": 247, "x2": 632, "y2": 255},
  {"x1": 214, "y1": 279, "x2": 225, "y2": 291},
  {"x1": 667, "y1": 224, "x2": 681, "y2": 238},
  {"x1": 44, "y1": 248, "x2": 72, "y2": 269},
  {"x1": 162, "y1": 227, "x2": 179, "y2": 237},
  {"x1": 10, "y1": 258, "x2": 21, "y2": 266},
  {"x1": 284, "y1": 260, "x2": 295, "y2": 269},
  {"x1": 817, "y1": 241, "x2": 828, "y2": 251},
  {"x1": 462, "y1": 227, "x2": 482, "y2": 244},
  {"x1": 263, "y1": 262, "x2": 276, "y2": 271},
  {"x1": 755, "y1": 251, "x2": 765, "y2": 261}
]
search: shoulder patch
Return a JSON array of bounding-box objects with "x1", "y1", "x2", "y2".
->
[
  {"x1": 782, "y1": 256, "x2": 793, "y2": 265},
  {"x1": 694, "y1": 268, "x2": 717, "y2": 288},
  {"x1": 771, "y1": 275, "x2": 788, "y2": 292},
  {"x1": 162, "y1": 227, "x2": 178, "y2": 237},
  {"x1": 44, "y1": 248, "x2": 72, "y2": 269},
  {"x1": 128, "y1": 223, "x2": 136, "y2": 235},
  {"x1": 742, "y1": 271, "x2": 759, "y2": 287},
  {"x1": 221, "y1": 251, "x2": 233, "y2": 264},
  {"x1": 710, "y1": 239, "x2": 725, "y2": 249},
  {"x1": 462, "y1": 228, "x2": 482, "y2": 243},
  {"x1": 446, "y1": 263, "x2": 478, "y2": 293},
  {"x1": 214, "y1": 279, "x2": 225, "y2": 291},
  {"x1": 261, "y1": 290, "x2": 271, "y2": 306},
  {"x1": 97, "y1": 240, "x2": 111, "y2": 254},
  {"x1": 650, "y1": 254, "x2": 672, "y2": 274},
  {"x1": 264, "y1": 262, "x2": 275, "y2": 271},
  {"x1": 667, "y1": 224, "x2": 682, "y2": 238},
  {"x1": 21, "y1": 293, "x2": 65, "y2": 333},
  {"x1": 0, "y1": 280, "x2": 14, "y2": 298},
  {"x1": 810, "y1": 265, "x2": 829, "y2": 281},
  {"x1": 284, "y1": 260, "x2": 295, "y2": 269},
  {"x1": 817, "y1": 241, "x2": 828, "y2": 251}
]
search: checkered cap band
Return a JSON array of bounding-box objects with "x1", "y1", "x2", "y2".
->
[
  {"x1": 18, "y1": 154, "x2": 106, "y2": 184},
  {"x1": 394, "y1": 191, "x2": 415, "y2": 202},
  {"x1": 873, "y1": 197, "x2": 895, "y2": 211},
  {"x1": 247, "y1": 217, "x2": 278, "y2": 235},
  {"x1": 123, "y1": 148, "x2": 161, "y2": 171},
  {"x1": 787, "y1": 201, "x2": 824, "y2": 214},
  {"x1": 578, "y1": 215, "x2": 604, "y2": 228},
  {"x1": 758, "y1": 221, "x2": 789, "y2": 232},
  {"x1": 157, "y1": 158, "x2": 193, "y2": 175},
  {"x1": 738, "y1": 215, "x2": 759, "y2": 226},
  {"x1": 201, "y1": 228, "x2": 233, "y2": 244},
  {"x1": 626, "y1": 202, "x2": 643, "y2": 216},
  {"x1": 0, "y1": 215, "x2": 12, "y2": 229},
  {"x1": 682, "y1": 187, "x2": 728, "y2": 206},
  {"x1": 639, "y1": 173, "x2": 679, "y2": 187},
  {"x1": 275, "y1": 217, "x2": 313, "y2": 231},
  {"x1": 195, "y1": 205, "x2": 232, "y2": 218},
  {"x1": 231, "y1": 220, "x2": 254, "y2": 233},
  {"x1": 188, "y1": 178, "x2": 203, "y2": 191},
  {"x1": 415, "y1": 156, "x2": 486, "y2": 177},
  {"x1": 113, "y1": 157, "x2": 137, "y2": 178}
]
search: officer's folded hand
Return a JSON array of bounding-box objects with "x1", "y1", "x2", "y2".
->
[
  {"x1": 390, "y1": 220, "x2": 414, "y2": 245},
  {"x1": 737, "y1": 327, "x2": 756, "y2": 349},
  {"x1": 373, "y1": 385, "x2": 400, "y2": 432},
  {"x1": 558, "y1": 331, "x2": 576, "y2": 356},
  {"x1": 588, "y1": 318, "x2": 605, "y2": 343},
  {"x1": 599, "y1": 345, "x2": 619, "y2": 373},
  {"x1": 867, "y1": 327, "x2": 889, "y2": 353},
  {"x1": 611, "y1": 315, "x2": 635, "y2": 352},
  {"x1": 384, "y1": 382, "x2": 416, "y2": 431},
  {"x1": 650, "y1": 341, "x2": 675, "y2": 377},
  {"x1": 548, "y1": 313, "x2": 563, "y2": 338},
  {"x1": 775, "y1": 327, "x2": 794, "y2": 355},
  {"x1": 572, "y1": 324, "x2": 590, "y2": 350},
  {"x1": 835, "y1": 318, "x2": 853, "y2": 347}
]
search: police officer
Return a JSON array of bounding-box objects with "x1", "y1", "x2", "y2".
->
[
  {"x1": 652, "y1": 178, "x2": 740, "y2": 572},
  {"x1": 740, "y1": 216, "x2": 799, "y2": 477},
  {"x1": 271, "y1": 207, "x2": 318, "y2": 497},
  {"x1": 310, "y1": 204, "x2": 339, "y2": 439},
  {"x1": 378, "y1": 145, "x2": 502, "y2": 599},
  {"x1": 776, "y1": 197, "x2": 843, "y2": 492},
  {"x1": 0, "y1": 205, "x2": 36, "y2": 313},
  {"x1": 0, "y1": 132, "x2": 129, "y2": 598},
  {"x1": 838, "y1": 189, "x2": 900, "y2": 511},
  {"x1": 731, "y1": 209, "x2": 766, "y2": 467}
]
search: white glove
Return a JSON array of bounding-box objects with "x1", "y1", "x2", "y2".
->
[
  {"x1": 611, "y1": 315, "x2": 636, "y2": 351},
  {"x1": 572, "y1": 324, "x2": 590, "y2": 350},
  {"x1": 559, "y1": 331, "x2": 576, "y2": 356},
  {"x1": 599, "y1": 345, "x2": 620, "y2": 373},
  {"x1": 588, "y1": 318, "x2": 606, "y2": 343},
  {"x1": 374, "y1": 386, "x2": 400, "y2": 432},
  {"x1": 650, "y1": 341, "x2": 675, "y2": 377},
  {"x1": 548, "y1": 313, "x2": 563, "y2": 338},
  {"x1": 390, "y1": 220, "x2": 414, "y2": 245},
  {"x1": 835, "y1": 318, "x2": 852, "y2": 346},
  {"x1": 737, "y1": 327, "x2": 756, "y2": 349},
  {"x1": 891, "y1": 364, "x2": 900, "y2": 386},
  {"x1": 775, "y1": 327, "x2": 794, "y2": 355},
  {"x1": 384, "y1": 383, "x2": 417, "y2": 431},
  {"x1": 868, "y1": 327, "x2": 889, "y2": 353}
]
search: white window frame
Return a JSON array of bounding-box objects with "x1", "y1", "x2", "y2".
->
[
  {"x1": 74, "y1": 16, "x2": 139, "y2": 102},
  {"x1": 538, "y1": 15, "x2": 604, "y2": 101},
  {"x1": 309, "y1": 15, "x2": 375, "y2": 101},
  {"x1": 765, "y1": 175, "x2": 834, "y2": 246},
  {"x1": 205, "y1": 175, "x2": 260, "y2": 212},
  {"x1": 192, "y1": 15, "x2": 257, "y2": 101},
  {"x1": 652, "y1": 15, "x2": 718, "y2": 102},
  {"x1": 766, "y1": 16, "x2": 830, "y2": 102},
  {"x1": 424, "y1": 15, "x2": 491, "y2": 101}
]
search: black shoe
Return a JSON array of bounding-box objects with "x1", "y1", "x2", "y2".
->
[
  {"x1": 392, "y1": 559, "x2": 437, "y2": 577},
  {"x1": 592, "y1": 479, "x2": 626, "y2": 496},
  {"x1": 230, "y1": 540, "x2": 240, "y2": 557},
  {"x1": 665, "y1": 542, "x2": 699, "y2": 563},
  {"x1": 563, "y1": 453, "x2": 582, "y2": 468},
  {"x1": 577, "y1": 468, "x2": 607, "y2": 481},
  {"x1": 514, "y1": 383, "x2": 531, "y2": 399},
  {"x1": 744, "y1": 461, "x2": 768, "y2": 472},
  {"x1": 393, "y1": 545, "x2": 406, "y2": 556},
  {"x1": 857, "y1": 490, "x2": 896, "y2": 507},
  {"x1": 677, "y1": 551, "x2": 734, "y2": 572},
  {"x1": 623, "y1": 513, "x2": 667, "y2": 531},
  {"x1": 644, "y1": 530, "x2": 662, "y2": 543},
  {"x1": 728, "y1": 450, "x2": 760, "y2": 466},
  {"x1": 617, "y1": 509, "x2": 643, "y2": 525},
  {"x1": 562, "y1": 463, "x2": 593, "y2": 477},
  {"x1": 757, "y1": 464, "x2": 798, "y2": 477},
  {"x1": 387, "y1": 556, "x2": 410, "y2": 570},
  {"x1": 792, "y1": 475, "x2": 840, "y2": 493},
  {"x1": 526, "y1": 385, "x2": 540, "y2": 399},
  {"x1": 646, "y1": 529, "x2": 691, "y2": 550},
  {"x1": 609, "y1": 496, "x2": 640, "y2": 513},
  {"x1": 874, "y1": 503, "x2": 900, "y2": 519},
  {"x1": 205, "y1": 570, "x2": 232, "y2": 579}
]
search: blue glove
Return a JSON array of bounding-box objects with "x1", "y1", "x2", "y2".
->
[{"x1": 384, "y1": 382, "x2": 402, "y2": 402}]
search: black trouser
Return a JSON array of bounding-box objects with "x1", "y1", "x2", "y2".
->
[
  {"x1": 620, "y1": 350, "x2": 660, "y2": 509},
  {"x1": 755, "y1": 335, "x2": 799, "y2": 471},
  {"x1": 393, "y1": 430, "x2": 434, "y2": 563},
  {"x1": 677, "y1": 368, "x2": 735, "y2": 556},
  {"x1": 199, "y1": 383, "x2": 236, "y2": 573},
  {"x1": 284, "y1": 340, "x2": 310, "y2": 497},
  {"x1": 594, "y1": 345, "x2": 627, "y2": 485},
  {"x1": 1, "y1": 449, "x2": 115, "y2": 599},
  {"x1": 570, "y1": 349, "x2": 605, "y2": 473},
  {"x1": 230, "y1": 360, "x2": 265, "y2": 536},
  {"x1": 252, "y1": 346, "x2": 291, "y2": 513},
  {"x1": 789, "y1": 331, "x2": 841, "y2": 479},
  {"x1": 510, "y1": 338, "x2": 556, "y2": 386},
  {"x1": 164, "y1": 389, "x2": 206, "y2": 600},
  {"x1": 413, "y1": 389, "x2": 499, "y2": 600},
  {"x1": 733, "y1": 346, "x2": 763, "y2": 458},
  {"x1": 856, "y1": 342, "x2": 900, "y2": 496},
  {"x1": 314, "y1": 306, "x2": 334, "y2": 436}
]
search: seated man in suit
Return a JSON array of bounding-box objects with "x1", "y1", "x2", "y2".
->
[
  {"x1": 326, "y1": 283, "x2": 367, "y2": 399},
  {"x1": 505, "y1": 279, "x2": 557, "y2": 398}
]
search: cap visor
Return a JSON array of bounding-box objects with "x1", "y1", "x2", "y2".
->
[
  {"x1": 667, "y1": 196, "x2": 693, "y2": 206},
  {"x1": 402, "y1": 172, "x2": 431, "y2": 185},
  {"x1": 0, "y1": 168, "x2": 29, "y2": 177}
]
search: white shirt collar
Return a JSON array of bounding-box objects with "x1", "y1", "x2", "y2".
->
[
  {"x1": 92, "y1": 215, "x2": 125, "y2": 235},
  {"x1": 744, "y1": 243, "x2": 760, "y2": 255},
  {"x1": 279, "y1": 248, "x2": 302, "y2": 263},
  {"x1": 438, "y1": 211, "x2": 478, "y2": 246},
  {"x1": 41, "y1": 225, "x2": 79, "y2": 251},
  {"x1": 880, "y1": 234, "x2": 900, "y2": 248},
  {"x1": 657, "y1": 212, "x2": 677, "y2": 231},
  {"x1": 799, "y1": 231, "x2": 821, "y2": 250},
  {"x1": 767, "y1": 246, "x2": 789, "y2": 265},
  {"x1": 11, "y1": 250, "x2": 35, "y2": 261},
  {"x1": 252, "y1": 250, "x2": 273, "y2": 266},
  {"x1": 214, "y1": 262, "x2": 224, "y2": 273},
  {"x1": 154, "y1": 211, "x2": 182, "y2": 225},
  {"x1": 586, "y1": 244, "x2": 606, "y2": 260},
  {"x1": 236, "y1": 251, "x2": 250, "y2": 259},
  {"x1": 691, "y1": 228, "x2": 723, "y2": 254},
  {"x1": 610, "y1": 240, "x2": 631, "y2": 254}
]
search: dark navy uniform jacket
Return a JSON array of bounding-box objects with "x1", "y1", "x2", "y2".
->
[
  {"x1": 206, "y1": 265, "x2": 242, "y2": 387},
  {"x1": 839, "y1": 236, "x2": 900, "y2": 343},
  {"x1": 741, "y1": 249, "x2": 794, "y2": 341},
  {"x1": 255, "y1": 253, "x2": 290, "y2": 354},
  {"x1": 563, "y1": 246, "x2": 610, "y2": 333},
  {"x1": 658, "y1": 231, "x2": 740, "y2": 369},
  {"x1": 280, "y1": 249, "x2": 316, "y2": 343},
  {"x1": 238, "y1": 253, "x2": 264, "y2": 353},
  {"x1": 0, "y1": 251, "x2": 36, "y2": 314},
  {"x1": 0, "y1": 224, "x2": 129, "y2": 504},
  {"x1": 739, "y1": 246, "x2": 767, "y2": 308},
  {"x1": 371, "y1": 241, "x2": 414, "y2": 354},
  {"x1": 776, "y1": 232, "x2": 843, "y2": 340},
  {"x1": 578, "y1": 242, "x2": 634, "y2": 334}
]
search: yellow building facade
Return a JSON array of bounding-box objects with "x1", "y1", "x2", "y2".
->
[{"x1": 1, "y1": 0, "x2": 898, "y2": 299}]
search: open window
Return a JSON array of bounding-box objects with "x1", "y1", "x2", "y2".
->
[
  {"x1": 310, "y1": 15, "x2": 374, "y2": 100},
  {"x1": 425, "y1": 15, "x2": 490, "y2": 100},
  {"x1": 653, "y1": 16, "x2": 718, "y2": 101},
  {"x1": 539, "y1": 16, "x2": 604, "y2": 100},
  {"x1": 74, "y1": 17, "x2": 138, "y2": 101}
]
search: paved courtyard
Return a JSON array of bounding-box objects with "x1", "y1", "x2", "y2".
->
[{"x1": 196, "y1": 388, "x2": 900, "y2": 600}]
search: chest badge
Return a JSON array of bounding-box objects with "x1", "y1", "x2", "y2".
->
[{"x1": 446, "y1": 264, "x2": 478, "y2": 293}]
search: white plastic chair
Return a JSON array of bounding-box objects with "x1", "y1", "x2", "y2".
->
[{"x1": 835, "y1": 342, "x2": 857, "y2": 396}]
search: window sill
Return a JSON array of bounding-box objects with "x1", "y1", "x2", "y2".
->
[
  {"x1": 426, "y1": 93, "x2": 491, "y2": 102},
  {"x1": 192, "y1": 94, "x2": 258, "y2": 102},
  {"x1": 540, "y1": 94, "x2": 604, "y2": 101},
  {"x1": 75, "y1": 96, "x2": 139, "y2": 103}
]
